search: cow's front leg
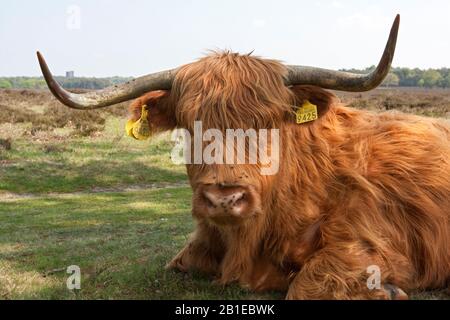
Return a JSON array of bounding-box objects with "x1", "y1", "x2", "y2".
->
[
  {"x1": 238, "y1": 255, "x2": 290, "y2": 292},
  {"x1": 166, "y1": 223, "x2": 224, "y2": 275},
  {"x1": 286, "y1": 247, "x2": 409, "y2": 300}
]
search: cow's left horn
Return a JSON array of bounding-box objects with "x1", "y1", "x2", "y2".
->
[
  {"x1": 37, "y1": 51, "x2": 177, "y2": 109},
  {"x1": 285, "y1": 14, "x2": 400, "y2": 92}
]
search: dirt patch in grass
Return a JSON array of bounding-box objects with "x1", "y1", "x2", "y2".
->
[{"x1": 0, "y1": 181, "x2": 189, "y2": 201}]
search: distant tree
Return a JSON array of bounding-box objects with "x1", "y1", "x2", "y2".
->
[
  {"x1": 0, "y1": 79, "x2": 12, "y2": 89},
  {"x1": 393, "y1": 67, "x2": 422, "y2": 86},
  {"x1": 382, "y1": 73, "x2": 399, "y2": 87},
  {"x1": 418, "y1": 79, "x2": 425, "y2": 87},
  {"x1": 439, "y1": 73, "x2": 450, "y2": 88},
  {"x1": 422, "y1": 69, "x2": 443, "y2": 88}
]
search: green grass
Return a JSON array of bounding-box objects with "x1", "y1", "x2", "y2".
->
[
  {"x1": 0, "y1": 119, "x2": 187, "y2": 194},
  {"x1": 0, "y1": 117, "x2": 280, "y2": 300},
  {"x1": 0, "y1": 188, "x2": 278, "y2": 299}
]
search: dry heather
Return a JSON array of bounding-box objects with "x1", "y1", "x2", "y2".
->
[
  {"x1": 0, "y1": 89, "x2": 129, "y2": 136},
  {"x1": 0, "y1": 87, "x2": 449, "y2": 141},
  {"x1": 335, "y1": 87, "x2": 450, "y2": 118}
]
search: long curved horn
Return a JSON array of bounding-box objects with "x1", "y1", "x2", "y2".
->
[
  {"x1": 37, "y1": 51, "x2": 177, "y2": 109},
  {"x1": 285, "y1": 14, "x2": 400, "y2": 92}
]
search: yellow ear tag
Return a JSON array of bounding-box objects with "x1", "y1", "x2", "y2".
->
[
  {"x1": 125, "y1": 105, "x2": 151, "y2": 140},
  {"x1": 125, "y1": 119, "x2": 136, "y2": 138},
  {"x1": 296, "y1": 100, "x2": 318, "y2": 124}
]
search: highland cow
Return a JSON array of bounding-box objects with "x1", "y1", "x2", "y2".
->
[{"x1": 37, "y1": 15, "x2": 450, "y2": 299}]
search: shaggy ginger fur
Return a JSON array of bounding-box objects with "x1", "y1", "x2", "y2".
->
[{"x1": 129, "y1": 52, "x2": 450, "y2": 299}]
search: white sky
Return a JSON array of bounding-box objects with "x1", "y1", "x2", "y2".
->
[{"x1": 1, "y1": 0, "x2": 449, "y2": 77}]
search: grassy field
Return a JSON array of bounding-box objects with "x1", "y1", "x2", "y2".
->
[
  {"x1": 0, "y1": 121, "x2": 265, "y2": 299},
  {"x1": 0, "y1": 88, "x2": 449, "y2": 300}
]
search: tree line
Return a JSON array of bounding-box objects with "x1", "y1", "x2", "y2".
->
[
  {"x1": 0, "y1": 76, "x2": 132, "y2": 90},
  {"x1": 1, "y1": 67, "x2": 450, "y2": 89},
  {"x1": 341, "y1": 67, "x2": 450, "y2": 88}
]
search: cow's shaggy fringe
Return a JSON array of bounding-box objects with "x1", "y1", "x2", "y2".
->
[{"x1": 130, "y1": 52, "x2": 450, "y2": 299}]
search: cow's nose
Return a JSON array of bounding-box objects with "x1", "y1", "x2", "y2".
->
[{"x1": 201, "y1": 185, "x2": 250, "y2": 217}]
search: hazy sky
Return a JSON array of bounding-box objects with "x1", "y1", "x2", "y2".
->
[{"x1": 1, "y1": 0, "x2": 449, "y2": 77}]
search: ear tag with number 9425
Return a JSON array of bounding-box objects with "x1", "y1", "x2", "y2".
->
[{"x1": 296, "y1": 100, "x2": 318, "y2": 124}]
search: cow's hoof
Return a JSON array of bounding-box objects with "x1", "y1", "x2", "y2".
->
[{"x1": 382, "y1": 284, "x2": 409, "y2": 300}]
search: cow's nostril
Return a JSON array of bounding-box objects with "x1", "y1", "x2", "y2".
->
[
  {"x1": 202, "y1": 192, "x2": 216, "y2": 208},
  {"x1": 234, "y1": 193, "x2": 246, "y2": 206},
  {"x1": 202, "y1": 189, "x2": 228, "y2": 209}
]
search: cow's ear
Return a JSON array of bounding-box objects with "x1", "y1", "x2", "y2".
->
[
  {"x1": 289, "y1": 85, "x2": 337, "y2": 120},
  {"x1": 128, "y1": 90, "x2": 176, "y2": 134}
]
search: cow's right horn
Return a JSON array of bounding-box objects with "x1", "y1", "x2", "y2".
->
[{"x1": 37, "y1": 51, "x2": 177, "y2": 110}]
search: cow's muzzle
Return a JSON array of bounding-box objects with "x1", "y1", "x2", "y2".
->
[{"x1": 193, "y1": 184, "x2": 259, "y2": 225}]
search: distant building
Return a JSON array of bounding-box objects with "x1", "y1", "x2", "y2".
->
[{"x1": 66, "y1": 71, "x2": 75, "y2": 78}]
